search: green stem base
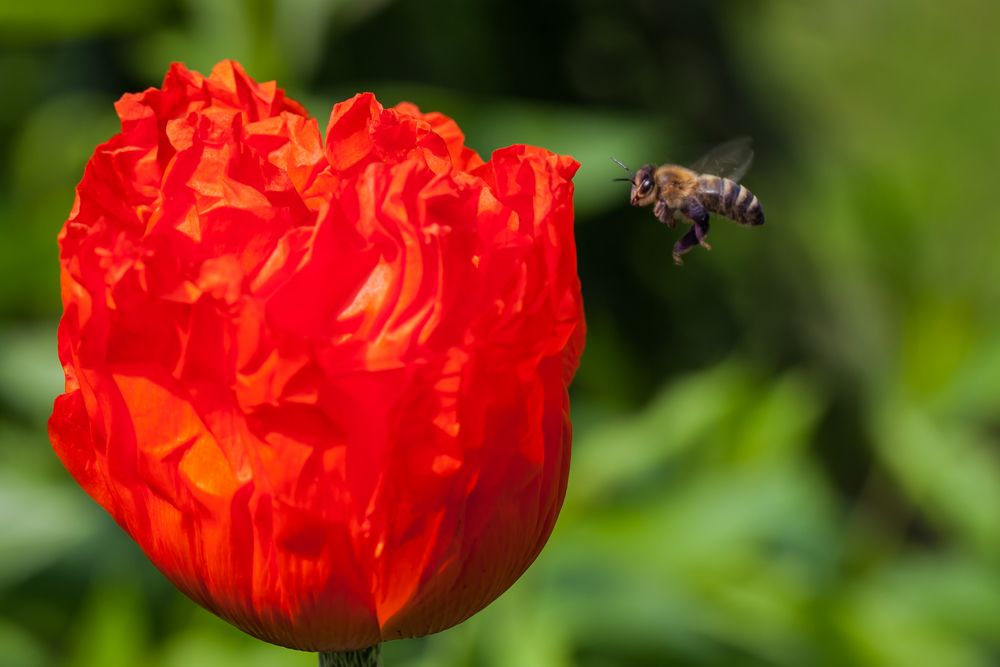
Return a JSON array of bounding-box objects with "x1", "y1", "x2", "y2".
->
[{"x1": 318, "y1": 645, "x2": 382, "y2": 667}]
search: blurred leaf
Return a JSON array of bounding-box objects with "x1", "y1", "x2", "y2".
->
[
  {"x1": 389, "y1": 628, "x2": 476, "y2": 667},
  {"x1": 568, "y1": 305, "x2": 654, "y2": 409},
  {"x1": 542, "y1": 462, "x2": 832, "y2": 666},
  {"x1": 128, "y1": 0, "x2": 277, "y2": 85},
  {"x1": 567, "y1": 361, "x2": 747, "y2": 509},
  {"x1": 725, "y1": 371, "x2": 824, "y2": 464},
  {"x1": 549, "y1": 365, "x2": 836, "y2": 665},
  {"x1": 0, "y1": 0, "x2": 168, "y2": 41},
  {"x1": 0, "y1": 474, "x2": 99, "y2": 587},
  {"x1": 156, "y1": 615, "x2": 313, "y2": 667},
  {"x1": 834, "y1": 555, "x2": 1000, "y2": 667},
  {"x1": 0, "y1": 325, "x2": 61, "y2": 424},
  {"x1": 0, "y1": 55, "x2": 44, "y2": 129},
  {"x1": 275, "y1": 0, "x2": 395, "y2": 81},
  {"x1": 0, "y1": 620, "x2": 48, "y2": 667},
  {"x1": 65, "y1": 587, "x2": 148, "y2": 667},
  {"x1": 900, "y1": 299, "x2": 977, "y2": 402},
  {"x1": 10, "y1": 92, "x2": 118, "y2": 198},
  {"x1": 128, "y1": 0, "x2": 395, "y2": 88},
  {"x1": 873, "y1": 400, "x2": 1000, "y2": 557},
  {"x1": 936, "y1": 329, "x2": 1000, "y2": 423},
  {"x1": 3, "y1": 93, "x2": 118, "y2": 317}
]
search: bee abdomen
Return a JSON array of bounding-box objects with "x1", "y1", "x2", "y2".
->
[{"x1": 698, "y1": 175, "x2": 765, "y2": 226}]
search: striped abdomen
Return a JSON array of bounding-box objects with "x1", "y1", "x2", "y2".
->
[{"x1": 697, "y1": 174, "x2": 764, "y2": 226}]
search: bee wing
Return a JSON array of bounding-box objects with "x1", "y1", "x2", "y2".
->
[{"x1": 689, "y1": 137, "x2": 754, "y2": 182}]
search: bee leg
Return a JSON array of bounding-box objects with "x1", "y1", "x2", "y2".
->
[
  {"x1": 654, "y1": 198, "x2": 676, "y2": 228},
  {"x1": 672, "y1": 228, "x2": 700, "y2": 266},
  {"x1": 694, "y1": 219, "x2": 711, "y2": 250},
  {"x1": 681, "y1": 201, "x2": 712, "y2": 250}
]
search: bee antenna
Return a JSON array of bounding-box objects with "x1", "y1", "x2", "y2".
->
[
  {"x1": 612, "y1": 177, "x2": 633, "y2": 182},
  {"x1": 610, "y1": 157, "x2": 633, "y2": 177}
]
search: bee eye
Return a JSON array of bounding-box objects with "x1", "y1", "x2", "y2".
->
[{"x1": 639, "y1": 177, "x2": 653, "y2": 195}]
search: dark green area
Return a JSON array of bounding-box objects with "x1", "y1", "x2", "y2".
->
[{"x1": 2, "y1": 1, "x2": 999, "y2": 666}]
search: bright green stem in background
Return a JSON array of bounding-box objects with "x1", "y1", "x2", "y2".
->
[{"x1": 319, "y1": 645, "x2": 382, "y2": 667}]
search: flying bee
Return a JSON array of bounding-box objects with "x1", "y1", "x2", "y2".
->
[{"x1": 612, "y1": 137, "x2": 765, "y2": 265}]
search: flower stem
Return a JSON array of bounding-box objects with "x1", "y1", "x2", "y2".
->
[{"x1": 318, "y1": 645, "x2": 382, "y2": 667}]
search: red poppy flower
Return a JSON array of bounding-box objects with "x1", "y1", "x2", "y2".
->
[{"x1": 49, "y1": 61, "x2": 584, "y2": 651}]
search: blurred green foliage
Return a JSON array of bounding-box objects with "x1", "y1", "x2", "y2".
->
[{"x1": 2, "y1": 0, "x2": 1000, "y2": 665}]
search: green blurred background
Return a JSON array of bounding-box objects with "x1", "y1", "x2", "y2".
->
[{"x1": 3, "y1": 1, "x2": 1000, "y2": 665}]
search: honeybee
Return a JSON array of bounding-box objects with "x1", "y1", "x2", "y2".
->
[{"x1": 613, "y1": 137, "x2": 765, "y2": 265}]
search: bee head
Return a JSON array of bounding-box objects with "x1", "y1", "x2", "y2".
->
[{"x1": 630, "y1": 165, "x2": 657, "y2": 207}]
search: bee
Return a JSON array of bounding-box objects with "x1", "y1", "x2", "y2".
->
[{"x1": 613, "y1": 137, "x2": 764, "y2": 265}]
